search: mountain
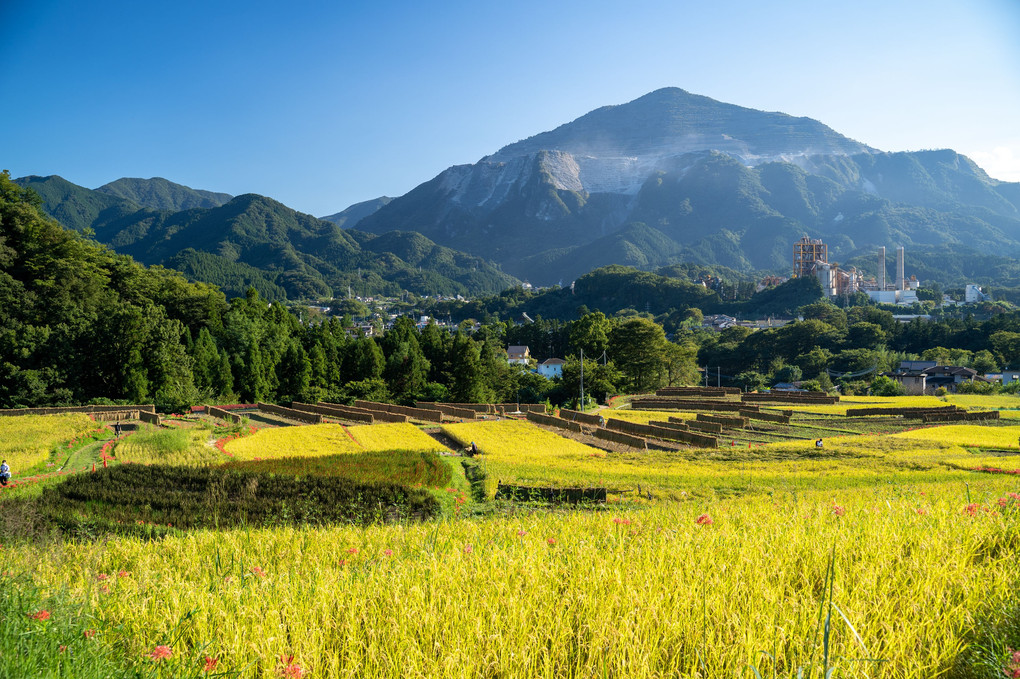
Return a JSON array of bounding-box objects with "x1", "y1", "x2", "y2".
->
[
  {"x1": 354, "y1": 87, "x2": 1020, "y2": 285},
  {"x1": 96, "y1": 177, "x2": 233, "y2": 211},
  {"x1": 321, "y1": 196, "x2": 392, "y2": 227},
  {"x1": 14, "y1": 174, "x2": 145, "y2": 232},
  {"x1": 15, "y1": 175, "x2": 518, "y2": 300}
]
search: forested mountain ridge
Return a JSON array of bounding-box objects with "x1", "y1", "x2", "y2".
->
[
  {"x1": 353, "y1": 88, "x2": 1020, "y2": 284},
  {"x1": 15, "y1": 175, "x2": 519, "y2": 300},
  {"x1": 96, "y1": 176, "x2": 233, "y2": 211}
]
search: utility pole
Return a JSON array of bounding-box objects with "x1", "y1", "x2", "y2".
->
[
  {"x1": 579, "y1": 346, "x2": 587, "y2": 409},
  {"x1": 717, "y1": 366, "x2": 721, "y2": 388}
]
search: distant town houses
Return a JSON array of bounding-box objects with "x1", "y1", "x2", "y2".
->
[
  {"x1": 701, "y1": 315, "x2": 790, "y2": 332},
  {"x1": 883, "y1": 360, "x2": 989, "y2": 395}
]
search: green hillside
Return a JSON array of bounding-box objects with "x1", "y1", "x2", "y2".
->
[
  {"x1": 96, "y1": 177, "x2": 233, "y2": 211},
  {"x1": 15, "y1": 176, "x2": 519, "y2": 300}
]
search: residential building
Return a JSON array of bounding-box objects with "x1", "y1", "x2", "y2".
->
[
  {"x1": 507, "y1": 345, "x2": 531, "y2": 365},
  {"x1": 884, "y1": 361, "x2": 987, "y2": 395},
  {"x1": 537, "y1": 358, "x2": 565, "y2": 379}
]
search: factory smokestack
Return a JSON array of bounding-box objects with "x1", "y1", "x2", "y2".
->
[
  {"x1": 878, "y1": 247, "x2": 886, "y2": 289},
  {"x1": 897, "y1": 247, "x2": 905, "y2": 291}
]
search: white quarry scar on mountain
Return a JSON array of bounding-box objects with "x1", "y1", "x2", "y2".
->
[{"x1": 440, "y1": 144, "x2": 874, "y2": 209}]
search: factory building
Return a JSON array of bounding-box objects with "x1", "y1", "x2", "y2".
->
[{"x1": 791, "y1": 237, "x2": 917, "y2": 303}]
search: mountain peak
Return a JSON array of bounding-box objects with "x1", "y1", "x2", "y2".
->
[
  {"x1": 96, "y1": 177, "x2": 232, "y2": 211},
  {"x1": 488, "y1": 87, "x2": 874, "y2": 164}
]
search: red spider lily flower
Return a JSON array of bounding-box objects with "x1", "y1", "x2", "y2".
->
[
  {"x1": 832, "y1": 504, "x2": 846, "y2": 517},
  {"x1": 28, "y1": 610, "x2": 51, "y2": 621},
  {"x1": 203, "y1": 656, "x2": 219, "y2": 672},
  {"x1": 463, "y1": 544, "x2": 473, "y2": 554},
  {"x1": 251, "y1": 566, "x2": 267, "y2": 577},
  {"x1": 278, "y1": 655, "x2": 304, "y2": 678},
  {"x1": 100, "y1": 585, "x2": 110, "y2": 594},
  {"x1": 963, "y1": 503, "x2": 980, "y2": 516},
  {"x1": 338, "y1": 559, "x2": 347, "y2": 567},
  {"x1": 517, "y1": 530, "x2": 527, "y2": 537},
  {"x1": 695, "y1": 514, "x2": 714, "y2": 525},
  {"x1": 916, "y1": 507, "x2": 928, "y2": 515},
  {"x1": 612, "y1": 518, "x2": 631, "y2": 525},
  {"x1": 96, "y1": 573, "x2": 109, "y2": 581},
  {"x1": 382, "y1": 549, "x2": 393, "y2": 557},
  {"x1": 118, "y1": 570, "x2": 130, "y2": 578},
  {"x1": 147, "y1": 645, "x2": 172, "y2": 661},
  {"x1": 84, "y1": 629, "x2": 96, "y2": 639},
  {"x1": 59, "y1": 645, "x2": 67, "y2": 653},
  {"x1": 346, "y1": 547, "x2": 358, "y2": 554},
  {"x1": 546, "y1": 538, "x2": 556, "y2": 546}
]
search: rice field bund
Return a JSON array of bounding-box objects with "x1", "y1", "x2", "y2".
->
[{"x1": 2, "y1": 395, "x2": 1020, "y2": 678}]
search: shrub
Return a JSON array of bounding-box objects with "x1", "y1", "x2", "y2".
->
[{"x1": 871, "y1": 375, "x2": 906, "y2": 397}]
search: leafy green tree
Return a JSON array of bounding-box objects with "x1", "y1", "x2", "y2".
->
[
  {"x1": 561, "y1": 355, "x2": 622, "y2": 405},
  {"x1": 846, "y1": 322, "x2": 886, "y2": 350},
  {"x1": 663, "y1": 342, "x2": 699, "y2": 386},
  {"x1": 736, "y1": 370, "x2": 767, "y2": 392},
  {"x1": 773, "y1": 365, "x2": 802, "y2": 383},
  {"x1": 448, "y1": 333, "x2": 487, "y2": 402},
  {"x1": 972, "y1": 350, "x2": 997, "y2": 375},
  {"x1": 921, "y1": 346, "x2": 953, "y2": 366},
  {"x1": 214, "y1": 350, "x2": 234, "y2": 398},
  {"x1": 342, "y1": 338, "x2": 384, "y2": 383},
  {"x1": 277, "y1": 339, "x2": 311, "y2": 402},
  {"x1": 799, "y1": 302, "x2": 847, "y2": 332},
  {"x1": 568, "y1": 311, "x2": 614, "y2": 358},
  {"x1": 609, "y1": 318, "x2": 668, "y2": 393},
  {"x1": 870, "y1": 375, "x2": 906, "y2": 396}
]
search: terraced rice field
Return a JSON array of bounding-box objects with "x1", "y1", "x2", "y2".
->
[
  {"x1": 0, "y1": 413, "x2": 99, "y2": 472},
  {"x1": 3, "y1": 399, "x2": 1020, "y2": 678}
]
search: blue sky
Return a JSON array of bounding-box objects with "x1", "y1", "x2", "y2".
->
[{"x1": 2, "y1": 0, "x2": 1019, "y2": 217}]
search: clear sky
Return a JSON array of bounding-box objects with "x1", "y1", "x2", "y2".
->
[{"x1": 2, "y1": 0, "x2": 1019, "y2": 217}]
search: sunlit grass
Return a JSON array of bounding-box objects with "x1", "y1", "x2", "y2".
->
[
  {"x1": 113, "y1": 425, "x2": 223, "y2": 466},
  {"x1": 2, "y1": 480, "x2": 1018, "y2": 678},
  {"x1": 0, "y1": 413, "x2": 98, "y2": 472}
]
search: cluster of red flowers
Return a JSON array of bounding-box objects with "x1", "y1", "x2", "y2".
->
[
  {"x1": 1004, "y1": 647, "x2": 1020, "y2": 678},
  {"x1": 213, "y1": 425, "x2": 259, "y2": 457},
  {"x1": 28, "y1": 609, "x2": 50, "y2": 621},
  {"x1": 278, "y1": 654, "x2": 305, "y2": 678},
  {"x1": 695, "y1": 514, "x2": 714, "y2": 525},
  {"x1": 962, "y1": 502, "x2": 1003, "y2": 517},
  {"x1": 971, "y1": 466, "x2": 1020, "y2": 476}
]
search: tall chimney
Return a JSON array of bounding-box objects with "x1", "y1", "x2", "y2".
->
[
  {"x1": 878, "y1": 247, "x2": 886, "y2": 290},
  {"x1": 896, "y1": 247, "x2": 905, "y2": 291}
]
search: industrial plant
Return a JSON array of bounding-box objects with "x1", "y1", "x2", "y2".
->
[{"x1": 792, "y1": 236, "x2": 919, "y2": 304}]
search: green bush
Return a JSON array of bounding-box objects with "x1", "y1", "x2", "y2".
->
[{"x1": 870, "y1": 375, "x2": 906, "y2": 396}]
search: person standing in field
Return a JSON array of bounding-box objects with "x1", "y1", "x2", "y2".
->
[
  {"x1": 0, "y1": 459, "x2": 10, "y2": 486},
  {"x1": 114, "y1": 421, "x2": 122, "y2": 437}
]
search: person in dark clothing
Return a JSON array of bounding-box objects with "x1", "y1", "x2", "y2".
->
[{"x1": 114, "y1": 422, "x2": 122, "y2": 437}]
